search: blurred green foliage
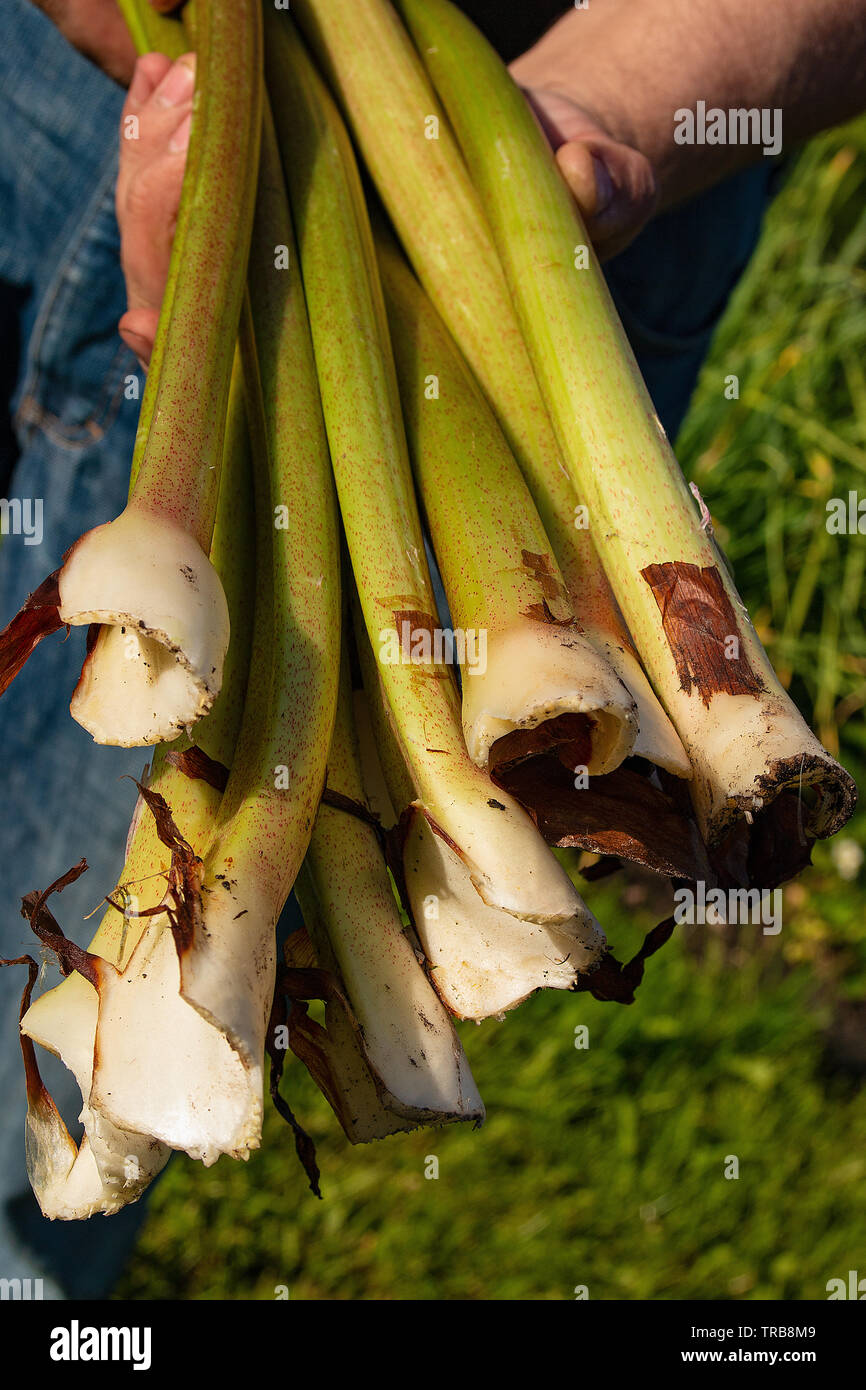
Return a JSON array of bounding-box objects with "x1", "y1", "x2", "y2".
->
[
  {"x1": 115, "y1": 121, "x2": 866, "y2": 1302},
  {"x1": 116, "y1": 866, "x2": 866, "y2": 1302},
  {"x1": 680, "y1": 119, "x2": 866, "y2": 777}
]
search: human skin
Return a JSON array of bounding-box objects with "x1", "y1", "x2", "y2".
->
[
  {"x1": 29, "y1": 0, "x2": 141, "y2": 83},
  {"x1": 29, "y1": 0, "x2": 182, "y2": 83},
  {"x1": 115, "y1": 51, "x2": 195, "y2": 365},
  {"x1": 36, "y1": 0, "x2": 866, "y2": 346},
  {"x1": 511, "y1": 0, "x2": 866, "y2": 255}
]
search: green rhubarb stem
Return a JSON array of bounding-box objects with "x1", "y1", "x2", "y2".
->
[
  {"x1": 297, "y1": 644, "x2": 484, "y2": 1137},
  {"x1": 375, "y1": 228, "x2": 635, "y2": 775},
  {"x1": 119, "y1": 0, "x2": 193, "y2": 488},
  {"x1": 117, "y1": 0, "x2": 186, "y2": 61},
  {"x1": 125, "y1": 0, "x2": 261, "y2": 546},
  {"x1": 213, "y1": 99, "x2": 341, "y2": 848},
  {"x1": 400, "y1": 0, "x2": 857, "y2": 848},
  {"x1": 265, "y1": 13, "x2": 487, "y2": 831},
  {"x1": 292, "y1": 0, "x2": 688, "y2": 777},
  {"x1": 265, "y1": 13, "x2": 606, "y2": 1020},
  {"x1": 47, "y1": 0, "x2": 261, "y2": 747},
  {"x1": 81, "y1": 100, "x2": 341, "y2": 1166}
]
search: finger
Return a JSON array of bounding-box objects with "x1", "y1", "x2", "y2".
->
[
  {"x1": 551, "y1": 140, "x2": 605, "y2": 220},
  {"x1": 120, "y1": 55, "x2": 172, "y2": 178},
  {"x1": 119, "y1": 307, "x2": 160, "y2": 370},
  {"x1": 119, "y1": 150, "x2": 187, "y2": 310},
  {"x1": 126, "y1": 52, "x2": 173, "y2": 111},
  {"x1": 150, "y1": 51, "x2": 196, "y2": 108},
  {"x1": 119, "y1": 54, "x2": 194, "y2": 170},
  {"x1": 169, "y1": 112, "x2": 192, "y2": 154},
  {"x1": 117, "y1": 53, "x2": 194, "y2": 214},
  {"x1": 556, "y1": 139, "x2": 658, "y2": 261}
]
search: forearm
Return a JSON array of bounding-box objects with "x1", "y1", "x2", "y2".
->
[{"x1": 511, "y1": 0, "x2": 866, "y2": 208}]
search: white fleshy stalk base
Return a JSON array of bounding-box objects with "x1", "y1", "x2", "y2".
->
[
  {"x1": 462, "y1": 622, "x2": 637, "y2": 775},
  {"x1": 89, "y1": 875, "x2": 275, "y2": 1166},
  {"x1": 683, "y1": 690, "x2": 857, "y2": 845},
  {"x1": 21, "y1": 973, "x2": 169, "y2": 1220},
  {"x1": 59, "y1": 506, "x2": 230, "y2": 747},
  {"x1": 584, "y1": 623, "x2": 692, "y2": 777},
  {"x1": 402, "y1": 808, "x2": 606, "y2": 1019}
]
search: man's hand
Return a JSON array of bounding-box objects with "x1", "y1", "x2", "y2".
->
[
  {"x1": 30, "y1": 0, "x2": 184, "y2": 85},
  {"x1": 511, "y1": 0, "x2": 866, "y2": 252},
  {"x1": 516, "y1": 84, "x2": 658, "y2": 261},
  {"x1": 116, "y1": 52, "x2": 195, "y2": 365}
]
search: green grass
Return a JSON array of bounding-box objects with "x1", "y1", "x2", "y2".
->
[
  {"x1": 115, "y1": 859, "x2": 866, "y2": 1302},
  {"x1": 679, "y1": 118, "x2": 866, "y2": 777},
  {"x1": 115, "y1": 122, "x2": 866, "y2": 1302}
]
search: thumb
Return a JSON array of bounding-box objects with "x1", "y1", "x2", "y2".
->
[
  {"x1": 119, "y1": 307, "x2": 160, "y2": 371},
  {"x1": 555, "y1": 137, "x2": 658, "y2": 261}
]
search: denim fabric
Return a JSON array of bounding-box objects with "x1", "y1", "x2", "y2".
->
[
  {"x1": 606, "y1": 164, "x2": 778, "y2": 441},
  {"x1": 0, "y1": 0, "x2": 149, "y2": 1299},
  {"x1": 0, "y1": 0, "x2": 775, "y2": 1303}
]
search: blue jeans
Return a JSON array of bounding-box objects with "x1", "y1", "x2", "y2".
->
[
  {"x1": 0, "y1": 0, "x2": 775, "y2": 1298},
  {"x1": 0, "y1": 1, "x2": 150, "y2": 1298}
]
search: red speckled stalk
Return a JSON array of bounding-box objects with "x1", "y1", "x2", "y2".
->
[
  {"x1": 265, "y1": 14, "x2": 491, "y2": 827},
  {"x1": 398, "y1": 0, "x2": 856, "y2": 851},
  {"x1": 210, "y1": 101, "x2": 340, "y2": 876},
  {"x1": 75, "y1": 107, "x2": 341, "y2": 1170},
  {"x1": 147, "y1": 99, "x2": 340, "y2": 1157},
  {"x1": 375, "y1": 229, "x2": 636, "y2": 775},
  {"x1": 119, "y1": 0, "x2": 190, "y2": 486},
  {"x1": 263, "y1": 13, "x2": 607, "y2": 1003},
  {"x1": 291, "y1": 0, "x2": 686, "y2": 775},
  {"x1": 173, "y1": 94, "x2": 340, "y2": 1022},
  {"x1": 127, "y1": 0, "x2": 262, "y2": 549}
]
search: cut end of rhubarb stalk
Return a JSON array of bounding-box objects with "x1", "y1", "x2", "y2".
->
[
  {"x1": 591, "y1": 632, "x2": 692, "y2": 778},
  {"x1": 24, "y1": 1091, "x2": 165, "y2": 1222},
  {"x1": 688, "y1": 691, "x2": 858, "y2": 851},
  {"x1": 85, "y1": 823, "x2": 275, "y2": 1167},
  {"x1": 13, "y1": 962, "x2": 168, "y2": 1221},
  {"x1": 463, "y1": 621, "x2": 637, "y2": 776},
  {"x1": 23, "y1": 1079, "x2": 169, "y2": 1222},
  {"x1": 83, "y1": 790, "x2": 274, "y2": 1167},
  {"x1": 402, "y1": 805, "x2": 606, "y2": 1019},
  {"x1": 60, "y1": 507, "x2": 229, "y2": 746},
  {"x1": 284, "y1": 902, "x2": 485, "y2": 1141},
  {"x1": 297, "y1": 820, "x2": 485, "y2": 1131},
  {"x1": 90, "y1": 906, "x2": 266, "y2": 1166}
]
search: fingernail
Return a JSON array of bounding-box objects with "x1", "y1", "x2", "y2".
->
[
  {"x1": 592, "y1": 155, "x2": 614, "y2": 215},
  {"x1": 169, "y1": 112, "x2": 192, "y2": 153},
  {"x1": 120, "y1": 328, "x2": 153, "y2": 371},
  {"x1": 156, "y1": 56, "x2": 195, "y2": 107}
]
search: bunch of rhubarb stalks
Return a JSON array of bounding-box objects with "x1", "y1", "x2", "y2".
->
[{"x1": 0, "y1": 0, "x2": 856, "y2": 1219}]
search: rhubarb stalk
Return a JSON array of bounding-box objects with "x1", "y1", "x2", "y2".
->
[
  {"x1": 398, "y1": 0, "x2": 857, "y2": 869},
  {"x1": 267, "y1": 12, "x2": 606, "y2": 1020},
  {"x1": 83, "y1": 102, "x2": 341, "y2": 1164},
  {"x1": 376, "y1": 230, "x2": 637, "y2": 789},
  {"x1": 0, "y1": 0, "x2": 262, "y2": 748},
  {"x1": 291, "y1": 0, "x2": 688, "y2": 781},
  {"x1": 15, "y1": 360, "x2": 256, "y2": 1218},
  {"x1": 290, "y1": 645, "x2": 484, "y2": 1139}
]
